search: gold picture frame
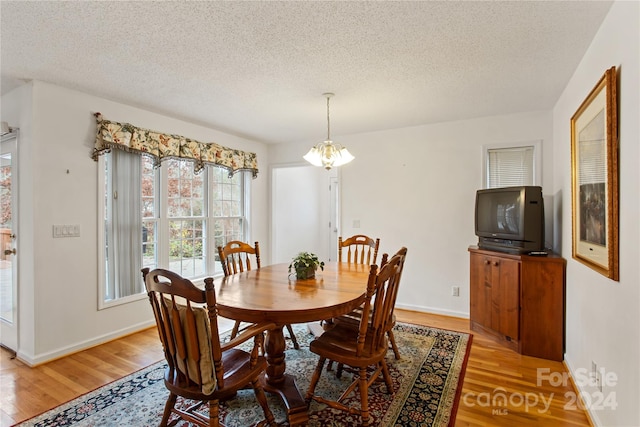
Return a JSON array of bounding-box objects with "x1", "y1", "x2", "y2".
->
[{"x1": 571, "y1": 66, "x2": 619, "y2": 280}]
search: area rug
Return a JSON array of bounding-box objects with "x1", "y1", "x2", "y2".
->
[{"x1": 16, "y1": 322, "x2": 471, "y2": 427}]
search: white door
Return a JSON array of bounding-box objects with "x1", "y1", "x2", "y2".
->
[
  {"x1": 271, "y1": 165, "x2": 329, "y2": 264},
  {"x1": 0, "y1": 133, "x2": 18, "y2": 352}
]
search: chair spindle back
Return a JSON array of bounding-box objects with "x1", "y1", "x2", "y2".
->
[
  {"x1": 338, "y1": 235, "x2": 380, "y2": 265},
  {"x1": 218, "y1": 241, "x2": 261, "y2": 276}
]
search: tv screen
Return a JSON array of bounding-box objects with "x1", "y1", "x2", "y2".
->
[
  {"x1": 475, "y1": 186, "x2": 544, "y2": 254},
  {"x1": 476, "y1": 189, "x2": 523, "y2": 237}
]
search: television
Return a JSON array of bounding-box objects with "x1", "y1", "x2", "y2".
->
[{"x1": 474, "y1": 186, "x2": 545, "y2": 254}]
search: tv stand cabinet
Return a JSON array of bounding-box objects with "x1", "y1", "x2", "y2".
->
[{"x1": 469, "y1": 246, "x2": 565, "y2": 361}]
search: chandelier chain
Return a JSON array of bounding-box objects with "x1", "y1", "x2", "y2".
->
[{"x1": 326, "y1": 95, "x2": 331, "y2": 142}]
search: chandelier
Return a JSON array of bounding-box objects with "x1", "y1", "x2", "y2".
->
[{"x1": 303, "y1": 93, "x2": 354, "y2": 170}]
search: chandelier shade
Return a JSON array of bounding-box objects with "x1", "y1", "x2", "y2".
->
[
  {"x1": 303, "y1": 142, "x2": 354, "y2": 169},
  {"x1": 304, "y1": 93, "x2": 354, "y2": 170}
]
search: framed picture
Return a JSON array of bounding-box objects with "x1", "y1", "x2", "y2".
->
[{"x1": 571, "y1": 66, "x2": 619, "y2": 281}]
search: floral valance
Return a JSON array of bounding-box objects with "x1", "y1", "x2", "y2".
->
[{"x1": 91, "y1": 113, "x2": 258, "y2": 177}]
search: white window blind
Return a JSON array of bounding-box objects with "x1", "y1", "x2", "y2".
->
[
  {"x1": 105, "y1": 150, "x2": 144, "y2": 301},
  {"x1": 487, "y1": 146, "x2": 535, "y2": 188}
]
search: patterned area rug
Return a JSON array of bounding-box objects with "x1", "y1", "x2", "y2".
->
[{"x1": 17, "y1": 322, "x2": 471, "y2": 427}]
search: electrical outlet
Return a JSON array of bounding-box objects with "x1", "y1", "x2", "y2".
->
[{"x1": 451, "y1": 286, "x2": 460, "y2": 297}]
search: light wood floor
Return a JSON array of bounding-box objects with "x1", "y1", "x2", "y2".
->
[{"x1": 0, "y1": 310, "x2": 592, "y2": 427}]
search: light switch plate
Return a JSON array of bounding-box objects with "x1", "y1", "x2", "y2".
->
[{"x1": 53, "y1": 224, "x2": 80, "y2": 238}]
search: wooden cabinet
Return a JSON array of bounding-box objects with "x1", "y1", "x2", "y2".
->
[{"x1": 469, "y1": 247, "x2": 566, "y2": 361}]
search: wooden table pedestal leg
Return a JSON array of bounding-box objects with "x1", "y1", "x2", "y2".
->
[{"x1": 262, "y1": 326, "x2": 309, "y2": 426}]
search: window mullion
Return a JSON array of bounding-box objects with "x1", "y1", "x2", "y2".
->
[
  {"x1": 158, "y1": 163, "x2": 169, "y2": 268},
  {"x1": 205, "y1": 168, "x2": 217, "y2": 275}
]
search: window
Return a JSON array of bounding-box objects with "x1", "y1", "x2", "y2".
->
[
  {"x1": 483, "y1": 141, "x2": 541, "y2": 188},
  {"x1": 99, "y1": 151, "x2": 250, "y2": 307},
  {"x1": 166, "y1": 159, "x2": 206, "y2": 278}
]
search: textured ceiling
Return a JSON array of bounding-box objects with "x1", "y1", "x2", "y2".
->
[{"x1": 1, "y1": 1, "x2": 613, "y2": 144}]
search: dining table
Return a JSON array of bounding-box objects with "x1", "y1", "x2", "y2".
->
[{"x1": 215, "y1": 261, "x2": 371, "y2": 426}]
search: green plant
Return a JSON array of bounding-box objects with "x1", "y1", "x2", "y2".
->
[{"x1": 288, "y1": 252, "x2": 325, "y2": 279}]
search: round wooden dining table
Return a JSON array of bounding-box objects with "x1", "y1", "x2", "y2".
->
[{"x1": 215, "y1": 261, "x2": 370, "y2": 426}]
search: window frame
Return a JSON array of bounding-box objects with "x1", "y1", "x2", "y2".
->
[
  {"x1": 160, "y1": 159, "x2": 208, "y2": 279},
  {"x1": 97, "y1": 155, "x2": 251, "y2": 310},
  {"x1": 482, "y1": 140, "x2": 542, "y2": 189}
]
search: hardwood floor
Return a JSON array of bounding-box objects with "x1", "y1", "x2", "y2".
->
[
  {"x1": 394, "y1": 310, "x2": 593, "y2": 427},
  {"x1": 0, "y1": 311, "x2": 592, "y2": 427},
  {"x1": 0, "y1": 328, "x2": 164, "y2": 427}
]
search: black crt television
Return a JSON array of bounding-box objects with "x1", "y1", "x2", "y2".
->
[{"x1": 474, "y1": 186, "x2": 545, "y2": 254}]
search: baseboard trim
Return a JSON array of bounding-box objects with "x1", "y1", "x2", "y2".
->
[
  {"x1": 563, "y1": 355, "x2": 600, "y2": 427},
  {"x1": 16, "y1": 320, "x2": 156, "y2": 367},
  {"x1": 395, "y1": 303, "x2": 469, "y2": 319}
]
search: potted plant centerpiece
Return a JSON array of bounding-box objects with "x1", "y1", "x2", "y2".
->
[{"x1": 289, "y1": 252, "x2": 325, "y2": 280}]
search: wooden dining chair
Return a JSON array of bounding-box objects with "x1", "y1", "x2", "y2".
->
[
  {"x1": 305, "y1": 248, "x2": 407, "y2": 426},
  {"x1": 338, "y1": 234, "x2": 380, "y2": 265},
  {"x1": 141, "y1": 268, "x2": 277, "y2": 427},
  {"x1": 322, "y1": 234, "x2": 381, "y2": 332},
  {"x1": 334, "y1": 247, "x2": 407, "y2": 362},
  {"x1": 334, "y1": 235, "x2": 403, "y2": 360},
  {"x1": 218, "y1": 240, "x2": 299, "y2": 350}
]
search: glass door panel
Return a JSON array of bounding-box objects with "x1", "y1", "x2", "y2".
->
[{"x1": 1, "y1": 134, "x2": 18, "y2": 352}]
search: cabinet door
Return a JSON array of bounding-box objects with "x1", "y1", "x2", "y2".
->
[
  {"x1": 469, "y1": 253, "x2": 491, "y2": 327},
  {"x1": 491, "y1": 257, "x2": 520, "y2": 340},
  {"x1": 520, "y1": 258, "x2": 565, "y2": 360}
]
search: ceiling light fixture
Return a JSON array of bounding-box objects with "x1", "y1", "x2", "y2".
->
[{"x1": 303, "y1": 93, "x2": 354, "y2": 170}]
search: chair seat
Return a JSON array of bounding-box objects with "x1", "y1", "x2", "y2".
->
[
  {"x1": 335, "y1": 309, "x2": 400, "y2": 360},
  {"x1": 309, "y1": 324, "x2": 387, "y2": 368},
  {"x1": 337, "y1": 307, "x2": 396, "y2": 326},
  {"x1": 165, "y1": 348, "x2": 265, "y2": 401}
]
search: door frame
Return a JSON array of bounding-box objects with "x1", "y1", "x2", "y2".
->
[
  {"x1": 1, "y1": 131, "x2": 19, "y2": 353},
  {"x1": 328, "y1": 176, "x2": 339, "y2": 261}
]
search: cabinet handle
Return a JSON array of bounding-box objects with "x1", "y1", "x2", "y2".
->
[
  {"x1": 484, "y1": 260, "x2": 490, "y2": 265},
  {"x1": 493, "y1": 261, "x2": 499, "y2": 266}
]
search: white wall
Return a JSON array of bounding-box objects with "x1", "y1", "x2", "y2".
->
[
  {"x1": 1, "y1": 81, "x2": 270, "y2": 365},
  {"x1": 553, "y1": 2, "x2": 639, "y2": 426},
  {"x1": 270, "y1": 110, "x2": 554, "y2": 318}
]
